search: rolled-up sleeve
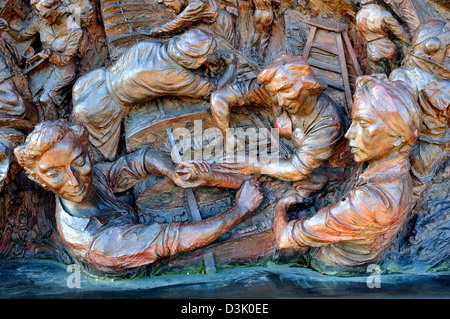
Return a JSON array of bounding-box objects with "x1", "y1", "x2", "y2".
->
[
  {"x1": 86, "y1": 221, "x2": 181, "y2": 271},
  {"x1": 291, "y1": 115, "x2": 342, "y2": 177}
]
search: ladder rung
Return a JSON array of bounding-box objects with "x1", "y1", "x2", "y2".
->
[
  {"x1": 317, "y1": 76, "x2": 345, "y2": 91},
  {"x1": 308, "y1": 58, "x2": 342, "y2": 73},
  {"x1": 310, "y1": 42, "x2": 339, "y2": 56}
]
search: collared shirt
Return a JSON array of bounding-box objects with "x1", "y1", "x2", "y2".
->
[
  {"x1": 54, "y1": 147, "x2": 181, "y2": 277},
  {"x1": 289, "y1": 93, "x2": 346, "y2": 176},
  {"x1": 284, "y1": 155, "x2": 413, "y2": 273}
]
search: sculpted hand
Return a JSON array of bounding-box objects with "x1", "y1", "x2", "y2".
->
[
  {"x1": 221, "y1": 52, "x2": 236, "y2": 66},
  {"x1": 235, "y1": 175, "x2": 264, "y2": 212},
  {"x1": 0, "y1": 18, "x2": 10, "y2": 31},
  {"x1": 172, "y1": 161, "x2": 212, "y2": 188},
  {"x1": 276, "y1": 190, "x2": 306, "y2": 210},
  {"x1": 37, "y1": 48, "x2": 51, "y2": 60}
]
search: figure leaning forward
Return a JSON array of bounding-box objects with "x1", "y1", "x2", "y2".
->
[
  {"x1": 71, "y1": 29, "x2": 236, "y2": 162},
  {"x1": 14, "y1": 119, "x2": 262, "y2": 279}
]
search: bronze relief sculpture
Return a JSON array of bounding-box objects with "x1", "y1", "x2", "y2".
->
[{"x1": 0, "y1": 0, "x2": 447, "y2": 284}]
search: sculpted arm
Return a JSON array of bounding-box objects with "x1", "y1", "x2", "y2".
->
[
  {"x1": 210, "y1": 78, "x2": 267, "y2": 135},
  {"x1": 383, "y1": 13, "x2": 411, "y2": 43},
  {"x1": 274, "y1": 186, "x2": 376, "y2": 250},
  {"x1": 0, "y1": 18, "x2": 39, "y2": 42},
  {"x1": 97, "y1": 147, "x2": 246, "y2": 192},
  {"x1": 220, "y1": 114, "x2": 342, "y2": 181},
  {"x1": 85, "y1": 177, "x2": 263, "y2": 271},
  {"x1": 177, "y1": 176, "x2": 263, "y2": 252},
  {"x1": 149, "y1": 0, "x2": 210, "y2": 36}
]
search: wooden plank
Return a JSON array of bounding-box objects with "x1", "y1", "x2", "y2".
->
[
  {"x1": 307, "y1": 58, "x2": 342, "y2": 73},
  {"x1": 310, "y1": 42, "x2": 339, "y2": 56},
  {"x1": 317, "y1": 76, "x2": 345, "y2": 91},
  {"x1": 335, "y1": 32, "x2": 353, "y2": 110},
  {"x1": 166, "y1": 127, "x2": 217, "y2": 274},
  {"x1": 342, "y1": 30, "x2": 363, "y2": 77},
  {"x1": 302, "y1": 26, "x2": 317, "y2": 59},
  {"x1": 306, "y1": 17, "x2": 348, "y2": 33}
]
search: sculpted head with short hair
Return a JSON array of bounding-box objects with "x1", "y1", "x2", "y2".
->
[
  {"x1": 346, "y1": 74, "x2": 421, "y2": 167},
  {"x1": 257, "y1": 54, "x2": 328, "y2": 116},
  {"x1": 15, "y1": 120, "x2": 94, "y2": 204}
]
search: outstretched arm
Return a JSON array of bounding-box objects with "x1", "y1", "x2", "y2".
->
[
  {"x1": 174, "y1": 161, "x2": 247, "y2": 189},
  {"x1": 95, "y1": 147, "x2": 178, "y2": 193},
  {"x1": 177, "y1": 176, "x2": 263, "y2": 252},
  {"x1": 219, "y1": 157, "x2": 308, "y2": 181},
  {"x1": 84, "y1": 176, "x2": 263, "y2": 272},
  {"x1": 97, "y1": 147, "x2": 245, "y2": 192}
]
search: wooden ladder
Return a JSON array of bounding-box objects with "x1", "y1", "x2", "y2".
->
[{"x1": 302, "y1": 18, "x2": 362, "y2": 112}]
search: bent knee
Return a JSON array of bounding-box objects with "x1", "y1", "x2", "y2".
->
[{"x1": 210, "y1": 90, "x2": 232, "y2": 115}]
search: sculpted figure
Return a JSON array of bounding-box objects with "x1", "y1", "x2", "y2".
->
[
  {"x1": 273, "y1": 74, "x2": 421, "y2": 274},
  {"x1": 382, "y1": 0, "x2": 420, "y2": 33},
  {"x1": 356, "y1": 0, "x2": 411, "y2": 74},
  {"x1": 0, "y1": 38, "x2": 26, "y2": 120},
  {"x1": 148, "y1": 0, "x2": 237, "y2": 47},
  {"x1": 0, "y1": 37, "x2": 31, "y2": 190},
  {"x1": 14, "y1": 120, "x2": 263, "y2": 278},
  {"x1": 389, "y1": 20, "x2": 449, "y2": 200},
  {"x1": 72, "y1": 29, "x2": 236, "y2": 161},
  {"x1": 251, "y1": 0, "x2": 280, "y2": 61},
  {"x1": 0, "y1": 0, "x2": 82, "y2": 120},
  {"x1": 216, "y1": 55, "x2": 348, "y2": 204}
]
